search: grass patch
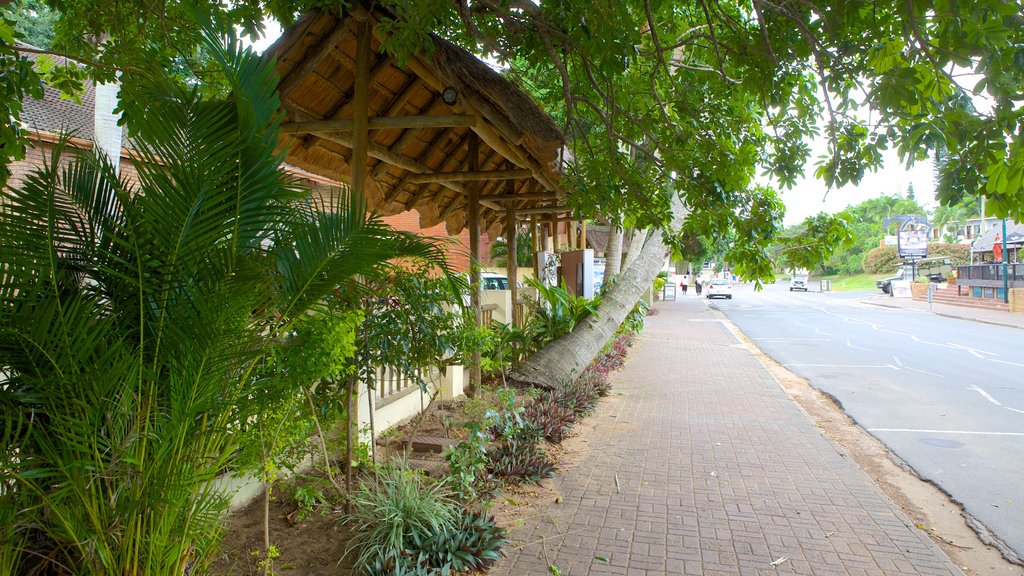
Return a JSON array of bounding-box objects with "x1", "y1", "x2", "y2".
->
[{"x1": 817, "y1": 273, "x2": 884, "y2": 292}]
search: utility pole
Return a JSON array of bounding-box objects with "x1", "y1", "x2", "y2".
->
[{"x1": 1002, "y1": 218, "x2": 1009, "y2": 304}]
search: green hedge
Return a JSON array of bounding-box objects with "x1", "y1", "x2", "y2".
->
[{"x1": 862, "y1": 243, "x2": 970, "y2": 274}]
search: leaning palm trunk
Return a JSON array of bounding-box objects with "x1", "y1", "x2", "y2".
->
[
  {"x1": 510, "y1": 198, "x2": 688, "y2": 389},
  {"x1": 605, "y1": 226, "x2": 624, "y2": 276}
]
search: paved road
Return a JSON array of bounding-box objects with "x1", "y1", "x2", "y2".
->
[{"x1": 704, "y1": 284, "x2": 1024, "y2": 562}]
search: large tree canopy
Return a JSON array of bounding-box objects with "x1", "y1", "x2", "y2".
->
[{"x1": 3, "y1": 0, "x2": 1024, "y2": 277}]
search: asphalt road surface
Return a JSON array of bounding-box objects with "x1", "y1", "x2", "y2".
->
[{"x1": 703, "y1": 283, "x2": 1024, "y2": 561}]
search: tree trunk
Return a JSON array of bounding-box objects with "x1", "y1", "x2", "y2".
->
[
  {"x1": 620, "y1": 229, "x2": 648, "y2": 273},
  {"x1": 605, "y1": 226, "x2": 624, "y2": 276},
  {"x1": 510, "y1": 197, "x2": 687, "y2": 389}
]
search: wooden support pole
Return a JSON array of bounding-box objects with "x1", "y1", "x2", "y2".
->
[
  {"x1": 581, "y1": 220, "x2": 588, "y2": 251},
  {"x1": 468, "y1": 135, "x2": 482, "y2": 393},
  {"x1": 530, "y1": 214, "x2": 540, "y2": 280},
  {"x1": 351, "y1": 20, "x2": 371, "y2": 195},
  {"x1": 505, "y1": 191, "x2": 518, "y2": 326},
  {"x1": 552, "y1": 220, "x2": 561, "y2": 252},
  {"x1": 347, "y1": 16, "x2": 371, "y2": 476},
  {"x1": 567, "y1": 218, "x2": 577, "y2": 249}
]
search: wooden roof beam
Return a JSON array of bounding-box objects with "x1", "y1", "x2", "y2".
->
[
  {"x1": 407, "y1": 169, "x2": 532, "y2": 183},
  {"x1": 373, "y1": 95, "x2": 444, "y2": 183},
  {"x1": 280, "y1": 114, "x2": 475, "y2": 134},
  {"x1": 478, "y1": 191, "x2": 558, "y2": 202},
  {"x1": 312, "y1": 131, "x2": 501, "y2": 212},
  {"x1": 279, "y1": 18, "x2": 355, "y2": 101},
  {"x1": 513, "y1": 206, "x2": 569, "y2": 216}
]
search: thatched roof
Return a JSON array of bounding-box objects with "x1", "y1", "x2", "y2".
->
[
  {"x1": 265, "y1": 3, "x2": 567, "y2": 238},
  {"x1": 584, "y1": 224, "x2": 633, "y2": 254}
]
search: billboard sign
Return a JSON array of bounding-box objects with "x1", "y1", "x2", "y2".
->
[{"x1": 898, "y1": 229, "x2": 928, "y2": 259}]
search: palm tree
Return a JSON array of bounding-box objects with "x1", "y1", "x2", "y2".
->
[{"x1": 0, "y1": 26, "x2": 449, "y2": 575}]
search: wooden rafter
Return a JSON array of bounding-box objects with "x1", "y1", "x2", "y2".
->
[
  {"x1": 406, "y1": 169, "x2": 532, "y2": 184},
  {"x1": 278, "y1": 19, "x2": 355, "y2": 100},
  {"x1": 280, "y1": 114, "x2": 476, "y2": 134},
  {"x1": 479, "y1": 191, "x2": 557, "y2": 202},
  {"x1": 373, "y1": 96, "x2": 444, "y2": 185}
]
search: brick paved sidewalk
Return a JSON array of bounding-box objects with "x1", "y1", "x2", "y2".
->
[{"x1": 491, "y1": 296, "x2": 964, "y2": 576}]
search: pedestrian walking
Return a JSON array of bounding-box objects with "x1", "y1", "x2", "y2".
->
[
  {"x1": 680, "y1": 281, "x2": 688, "y2": 295},
  {"x1": 695, "y1": 278, "x2": 702, "y2": 296}
]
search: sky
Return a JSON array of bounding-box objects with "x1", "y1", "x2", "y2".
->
[
  {"x1": 245, "y1": 22, "x2": 938, "y2": 228},
  {"x1": 775, "y1": 146, "x2": 936, "y2": 226}
]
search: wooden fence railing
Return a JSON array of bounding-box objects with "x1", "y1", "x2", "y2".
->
[{"x1": 374, "y1": 365, "x2": 429, "y2": 399}]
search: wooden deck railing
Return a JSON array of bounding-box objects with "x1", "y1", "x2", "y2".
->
[
  {"x1": 374, "y1": 365, "x2": 430, "y2": 399},
  {"x1": 513, "y1": 301, "x2": 527, "y2": 328},
  {"x1": 957, "y1": 264, "x2": 1024, "y2": 286},
  {"x1": 480, "y1": 303, "x2": 498, "y2": 326}
]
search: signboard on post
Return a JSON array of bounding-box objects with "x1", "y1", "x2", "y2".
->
[
  {"x1": 898, "y1": 229, "x2": 928, "y2": 259},
  {"x1": 891, "y1": 280, "x2": 913, "y2": 298}
]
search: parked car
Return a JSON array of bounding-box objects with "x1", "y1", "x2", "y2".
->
[
  {"x1": 705, "y1": 279, "x2": 733, "y2": 299},
  {"x1": 875, "y1": 257, "x2": 952, "y2": 294},
  {"x1": 481, "y1": 272, "x2": 510, "y2": 290},
  {"x1": 875, "y1": 268, "x2": 905, "y2": 294},
  {"x1": 789, "y1": 274, "x2": 809, "y2": 292}
]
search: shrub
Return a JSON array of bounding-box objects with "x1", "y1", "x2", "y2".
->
[
  {"x1": 445, "y1": 422, "x2": 499, "y2": 503},
  {"x1": 522, "y1": 391, "x2": 578, "y2": 444},
  {"x1": 928, "y1": 242, "x2": 971, "y2": 267},
  {"x1": 863, "y1": 246, "x2": 901, "y2": 273},
  {"x1": 577, "y1": 366, "x2": 612, "y2": 398},
  {"x1": 363, "y1": 510, "x2": 507, "y2": 576},
  {"x1": 344, "y1": 464, "x2": 460, "y2": 572},
  {"x1": 863, "y1": 243, "x2": 970, "y2": 273},
  {"x1": 487, "y1": 438, "x2": 557, "y2": 484},
  {"x1": 415, "y1": 511, "x2": 506, "y2": 573}
]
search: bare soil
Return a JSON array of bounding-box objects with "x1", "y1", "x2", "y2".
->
[
  {"x1": 722, "y1": 318, "x2": 1024, "y2": 576},
  {"x1": 211, "y1": 385, "x2": 510, "y2": 575}
]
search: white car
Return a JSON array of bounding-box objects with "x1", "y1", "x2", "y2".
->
[
  {"x1": 789, "y1": 274, "x2": 808, "y2": 291},
  {"x1": 705, "y1": 279, "x2": 733, "y2": 299},
  {"x1": 481, "y1": 272, "x2": 510, "y2": 290}
]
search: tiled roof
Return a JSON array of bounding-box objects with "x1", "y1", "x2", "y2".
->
[{"x1": 17, "y1": 43, "x2": 123, "y2": 144}]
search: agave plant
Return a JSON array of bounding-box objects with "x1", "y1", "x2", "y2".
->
[{"x1": 0, "y1": 24, "x2": 449, "y2": 575}]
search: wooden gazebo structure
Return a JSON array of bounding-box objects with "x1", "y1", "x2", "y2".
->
[{"x1": 266, "y1": 3, "x2": 583, "y2": 382}]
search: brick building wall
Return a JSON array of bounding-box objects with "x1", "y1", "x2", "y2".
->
[
  {"x1": 381, "y1": 208, "x2": 493, "y2": 273},
  {"x1": 8, "y1": 136, "x2": 141, "y2": 192},
  {"x1": 10, "y1": 137, "x2": 485, "y2": 274}
]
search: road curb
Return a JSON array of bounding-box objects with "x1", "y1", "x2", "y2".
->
[{"x1": 859, "y1": 297, "x2": 1024, "y2": 331}]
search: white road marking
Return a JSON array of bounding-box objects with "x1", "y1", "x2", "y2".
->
[
  {"x1": 945, "y1": 343, "x2": 998, "y2": 358},
  {"x1": 969, "y1": 385, "x2": 1002, "y2": 406},
  {"x1": 893, "y1": 356, "x2": 904, "y2": 367},
  {"x1": 990, "y1": 358, "x2": 1024, "y2": 368},
  {"x1": 968, "y1": 385, "x2": 1024, "y2": 415},
  {"x1": 905, "y1": 366, "x2": 945, "y2": 378},
  {"x1": 754, "y1": 337, "x2": 830, "y2": 341},
  {"x1": 846, "y1": 340, "x2": 873, "y2": 352},
  {"x1": 868, "y1": 428, "x2": 1024, "y2": 437}
]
